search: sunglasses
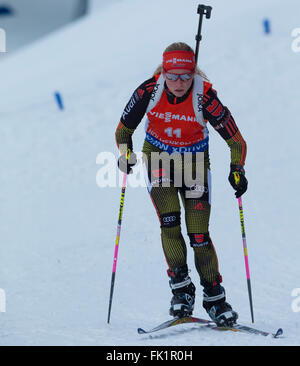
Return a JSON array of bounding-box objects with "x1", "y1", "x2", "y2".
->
[{"x1": 164, "y1": 71, "x2": 194, "y2": 81}]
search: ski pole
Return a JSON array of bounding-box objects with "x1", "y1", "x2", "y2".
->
[
  {"x1": 234, "y1": 172, "x2": 254, "y2": 323},
  {"x1": 195, "y1": 4, "x2": 212, "y2": 66},
  {"x1": 107, "y1": 149, "x2": 131, "y2": 324}
]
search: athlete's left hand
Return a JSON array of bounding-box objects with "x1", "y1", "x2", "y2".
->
[
  {"x1": 228, "y1": 164, "x2": 248, "y2": 198},
  {"x1": 117, "y1": 151, "x2": 137, "y2": 174}
]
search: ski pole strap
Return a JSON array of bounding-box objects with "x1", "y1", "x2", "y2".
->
[
  {"x1": 125, "y1": 148, "x2": 131, "y2": 161},
  {"x1": 233, "y1": 171, "x2": 240, "y2": 185}
]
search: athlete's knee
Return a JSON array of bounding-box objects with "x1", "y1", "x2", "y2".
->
[{"x1": 188, "y1": 232, "x2": 211, "y2": 248}]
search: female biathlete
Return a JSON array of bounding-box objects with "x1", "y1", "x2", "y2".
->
[{"x1": 115, "y1": 42, "x2": 247, "y2": 326}]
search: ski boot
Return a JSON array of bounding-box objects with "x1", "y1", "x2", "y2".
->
[
  {"x1": 202, "y1": 283, "x2": 238, "y2": 327},
  {"x1": 168, "y1": 265, "x2": 196, "y2": 318}
]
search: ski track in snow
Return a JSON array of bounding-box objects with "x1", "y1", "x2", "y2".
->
[{"x1": 0, "y1": 0, "x2": 300, "y2": 346}]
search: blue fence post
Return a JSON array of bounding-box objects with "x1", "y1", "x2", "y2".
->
[
  {"x1": 263, "y1": 19, "x2": 271, "y2": 34},
  {"x1": 54, "y1": 92, "x2": 64, "y2": 110}
]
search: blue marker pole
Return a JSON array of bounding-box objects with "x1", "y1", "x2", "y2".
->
[
  {"x1": 263, "y1": 19, "x2": 271, "y2": 34},
  {"x1": 54, "y1": 92, "x2": 64, "y2": 110},
  {"x1": 0, "y1": 6, "x2": 13, "y2": 15}
]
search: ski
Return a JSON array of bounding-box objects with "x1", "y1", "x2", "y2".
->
[
  {"x1": 137, "y1": 316, "x2": 213, "y2": 335},
  {"x1": 210, "y1": 323, "x2": 283, "y2": 338},
  {"x1": 137, "y1": 316, "x2": 283, "y2": 338}
]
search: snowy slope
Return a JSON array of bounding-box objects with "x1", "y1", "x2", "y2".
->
[
  {"x1": 0, "y1": 0, "x2": 88, "y2": 53},
  {"x1": 0, "y1": 0, "x2": 300, "y2": 346}
]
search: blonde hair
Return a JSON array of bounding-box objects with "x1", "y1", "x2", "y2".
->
[{"x1": 154, "y1": 42, "x2": 209, "y2": 81}]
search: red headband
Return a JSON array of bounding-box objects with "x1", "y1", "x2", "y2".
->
[{"x1": 163, "y1": 50, "x2": 195, "y2": 72}]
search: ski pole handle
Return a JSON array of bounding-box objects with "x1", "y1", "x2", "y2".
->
[
  {"x1": 195, "y1": 4, "x2": 212, "y2": 65},
  {"x1": 197, "y1": 4, "x2": 212, "y2": 18}
]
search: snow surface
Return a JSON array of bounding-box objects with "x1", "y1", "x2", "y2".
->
[
  {"x1": 0, "y1": 0, "x2": 88, "y2": 53},
  {"x1": 0, "y1": 0, "x2": 300, "y2": 346}
]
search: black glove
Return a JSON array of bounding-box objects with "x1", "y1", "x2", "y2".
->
[
  {"x1": 228, "y1": 164, "x2": 248, "y2": 198},
  {"x1": 117, "y1": 151, "x2": 137, "y2": 174}
]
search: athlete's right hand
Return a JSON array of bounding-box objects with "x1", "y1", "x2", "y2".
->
[
  {"x1": 117, "y1": 151, "x2": 137, "y2": 174},
  {"x1": 228, "y1": 164, "x2": 248, "y2": 198}
]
